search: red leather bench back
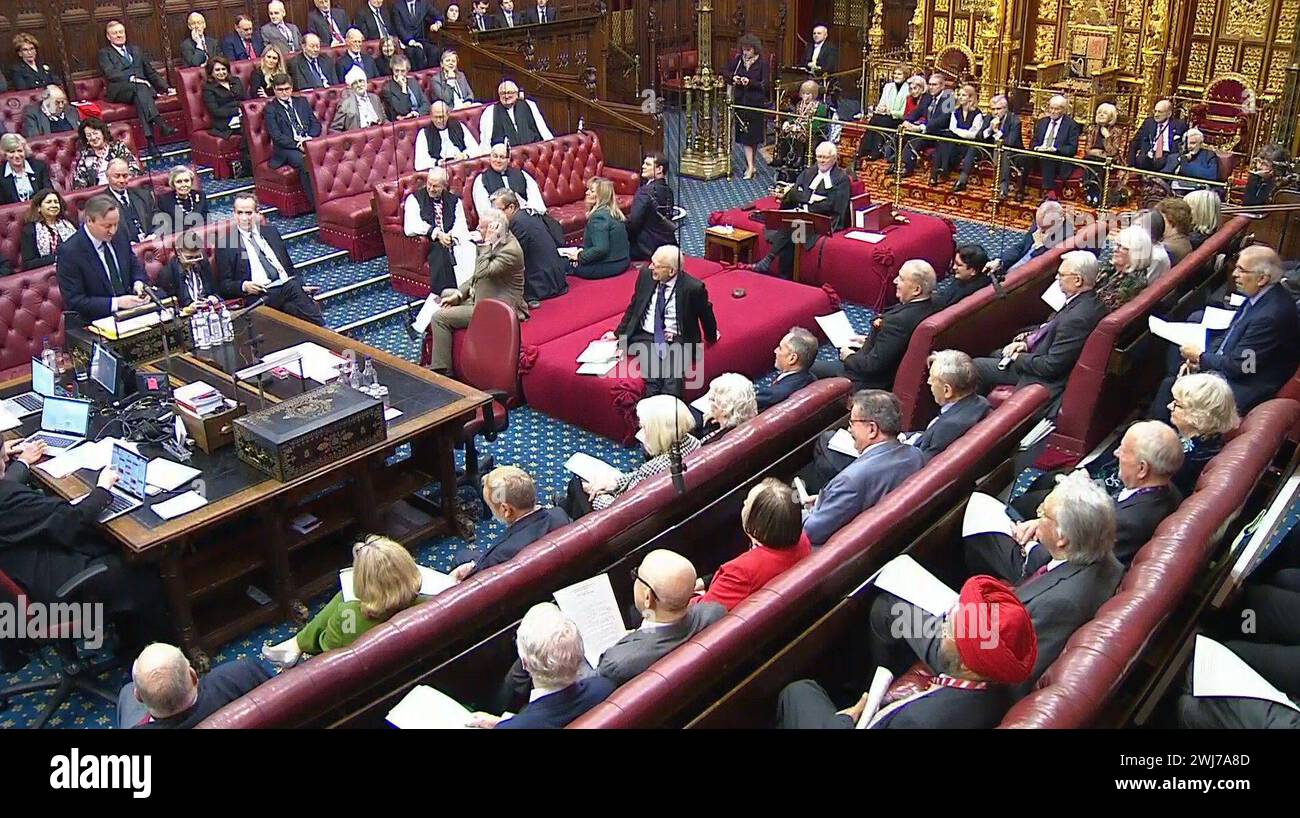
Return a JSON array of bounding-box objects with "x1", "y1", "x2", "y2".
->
[
  {"x1": 26, "y1": 123, "x2": 137, "y2": 192},
  {"x1": 1000, "y1": 397, "x2": 1300, "y2": 728},
  {"x1": 197, "y1": 379, "x2": 857, "y2": 727},
  {"x1": 569, "y1": 385, "x2": 1053, "y2": 728},
  {"x1": 177, "y1": 60, "x2": 258, "y2": 134},
  {"x1": 513, "y1": 131, "x2": 609, "y2": 211},
  {"x1": 0, "y1": 88, "x2": 46, "y2": 135}
]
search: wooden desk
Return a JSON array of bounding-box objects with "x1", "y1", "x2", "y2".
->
[
  {"x1": 704, "y1": 226, "x2": 758, "y2": 264},
  {"x1": 10, "y1": 311, "x2": 488, "y2": 668}
]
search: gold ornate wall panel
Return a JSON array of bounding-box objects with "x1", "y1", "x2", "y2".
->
[{"x1": 1178, "y1": 0, "x2": 1298, "y2": 96}]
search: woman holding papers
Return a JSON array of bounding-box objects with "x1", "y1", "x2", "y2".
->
[
  {"x1": 262, "y1": 536, "x2": 428, "y2": 664},
  {"x1": 693, "y1": 479, "x2": 812, "y2": 611}
]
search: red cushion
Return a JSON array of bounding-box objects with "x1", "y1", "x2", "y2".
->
[{"x1": 317, "y1": 193, "x2": 378, "y2": 229}]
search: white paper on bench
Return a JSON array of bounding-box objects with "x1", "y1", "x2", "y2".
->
[
  {"x1": 873, "y1": 554, "x2": 959, "y2": 617},
  {"x1": 1192, "y1": 635, "x2": 1300, "y2": 711},
  {"x1": 553, "y1": 572, "x2": 632, "y2": 669},
  {"x1": 576, "y1": 359, "x2": 619, "y2": 376},
  {"x1": 386, "y1": 685, "x2": 472, "y2": 729},
  {"x1": 563, "y1": 452, "x2": 624, "y2": 486},
  {"x1": 577, "y1": 339, "x2": 620, "y2": 364},
  {"x1": 962, "y1": 492, "x2": 1017, "y2": 538},
  {"x1": 816, "y1": 310, "x2": 858, "y2": 349},
  {"x1": 844, "y1": 230, "x2": 886, "y2": 244}
]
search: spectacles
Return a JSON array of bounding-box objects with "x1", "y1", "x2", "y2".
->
[
  {"x1": 848, "y1": 416, "x2": 872, "y2": 426},
  {"x1": 629, "y1": 566, "x2": 659, "y2": 599},
  {"x1": 1233, "y1": 265, "x2": 1264, "y2": 276}
]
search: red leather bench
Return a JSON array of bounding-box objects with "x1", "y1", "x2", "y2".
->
[
  {"x1": 177, "y1": 60, "x2": 259, "y2": 179},
  {"x1": 893, "y1": 222, "x2": 1102, "y2": 431},
  {"x1": 1035, "y1": 215, "x2": 1255, "y2": 470},
  {"x1": 72, "y1": 76, "x2": 186, "y2": 149},
  {"x1": 567, "y1": 385, "x2": 1052, "y2": 728},
  {"x1": 21, "y1": 123, "x2": 138, "y2": 193},
  {"x1": 999, "y1": 398, "x2": 1299, "y2": 727},
  {"x1": 197, "y1": 378, "x2": 856, "y2": 728},
  {"x1": 376, "y1": 130, "x2": 636, "y2": 295}
]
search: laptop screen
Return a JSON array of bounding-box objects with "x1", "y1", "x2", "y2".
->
[
  {"x1": 31, "y1": 358, "x2": 54, "y2": 397},
  {"x1": 91, "y1": 344, "x2": 119, "y2": 395},
  {"x1": 111, "y1": 444, "x2": 148, "y2": 500},
  {"x1": 41, "y1": 396, "x2": 92, "y2": 436}
]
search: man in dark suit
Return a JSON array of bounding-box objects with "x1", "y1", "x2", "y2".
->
[
  {"x1": 118, "y1": 644, "x2": 270, "y2": 730},
  {"x1": 959, "y1": 93, "x2": 1022, "y2": 197},
  {"x1": 103, "y1": 158, "x2": 158, "y2": 242},
  {"x1": 750, "y1": 141, "x2": 852, "y2": 279},
  {"x1": 491, "y1": 187, "x2": 568, "y2": 304},
  {"x1": 1026, "y1": 94, "x2": 1081, "y2": 197},
  {"x1": 803, "y1": 390, "x2": 926, "y2": 547},
  {"x1": 391, "y1": 0, "x2": 444, "y2": 70},
  {"x1": 470, "y1": 0, "x2": 496, "y2": 31},
  {"x1": 974, "y1": 249, "x2": 1106, "y2": 404},
  {"x1": 874, "y1": 470, "x2": 1124, "y2": 698},
  {"x1": 777, "y1": 575, "x2": 1039, "y2": 728},
  {"x1": 307, "y1": 0, "x2": 351, "y2": 46},
  {"x1": 290, "y1": 35, "x2": 338, "y2": 90},
  {"x1": 0, "y1": 135, "x2": 51, "y2": 206},
  {"x1": 215, "y1": 192, "x2": 324, "y2": 325},
  {"x1": 606, "y1": 245, "x2": 719, "y2": 399},
  {"x1": 264, "y1": 74, "x2": 322, "y2": 206},
  {"x1": 450, "y1": 466, "x2": 570, "y2": 581},
  {"x1": 1151, "y1": 245, "x2": 1300, "y2": 420},
  {"x1": 757, "y1": 327, "x2": 818, "y2": 411},
  {"x1": 801, "y1": 25, "x2": 837, "y2": 74},
  {"x1": 357, "y1": 0, "x2": 395, "y2": 42},
  {"x1": 986, "y1": 199, "x2": 1072, "y2": 276},
  {"x1": 162, "y1": 232, "x2": 218, "y2": 308},
  {"x1": 179, "y1": 12, "x2": 220, "y2": 67},
  {"x1": 336, "y1": 29, "x2": 379, "y2": 80},
  {"x1": 97, "y1": 20, "x2": 177, "y2": 150},
  {"x1": 626, "y1": 152, "x2": 677, "y2": 261},
  {"x1": 222, "y1": 15, "x2": 266, "y2": 62},
  {"x1": 811, "y1": 259, "x2": 938, "y2": 391},
  {"x1": 523, "y1": 0, "x2": 558, "y2": 24},
  {"x1": 475, "y1": 603, "x2": 616, "y2": 729},
  {"x1": 933, "y1": 244, "x2": 990, "y2": 308},
  {"x1": 496, "y1": 0, "x2": 523, "y2": 27},
  {"x1": 1171, "y1": 128, "x2": 1222, "y2": 194},
  {"x1": 21, "y1": 86, "x2": 80, "y2": 138},
  {"x1": 901, "y1": 73, "x2": 954, "y2": 175},
  {"x1": 1128, "y1": 99, "x2": 1187, "y2": 175},
  {"x1": 55, "y1": 194, "x2": 151, "y2": 323}
]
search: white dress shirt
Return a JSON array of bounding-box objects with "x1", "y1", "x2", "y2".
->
[
  {"x1": 413, "y1": 123, "x2": 485, "y2": 170},
  {"x1": 402, "y1": 193, "x2": 477, "y2": 286},
  {"x1": 241, "y1": 229, "x2": 287, "y2": 285},
  {"x1": 640, "y1": 275, "x2": 678, "y2": 336},
  {"x1": 5, "y1": 163, "x2": 34, "y2": 201},
  {"x1": 481, "y1": 99, "x2": 554, "y2": 146},
  {"x1": 356, "y1": 93, "x2": 380, "y2": 128},
  {"x1": 810, "y1": 42, "x2": 823, "y2": 68}
]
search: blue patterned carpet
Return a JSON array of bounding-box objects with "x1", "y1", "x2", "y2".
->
[{"x1": 3, "y1": 124, "x2": 1294, "y2": 729}]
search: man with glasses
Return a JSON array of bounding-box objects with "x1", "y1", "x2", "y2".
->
[
  {"x1": 985, "y1": 199, "x2": 1070, "y2": 276},
  {"x1": 264, "y1": 74, "x2": 322, "y2": 207},
  {"x1": 1149, "y1": 245, "x2": 1300, "y2": 420},
  {"x1": 972, "y1": 249, "x2": 1106, "y2": 404},
  {"x1": 162, "y1": 230, "x2": 217, "y2": 308},
  {"x1": 480, "y1": 80, "x2": 554, "y2": 146},
  {"x1": 801, "y1": 390, "x2": 925, "y2": 547}
]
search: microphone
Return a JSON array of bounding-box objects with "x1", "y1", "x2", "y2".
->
[
  {"x1": 669, "y1": 438, "x2": 686, "y2": 495},
  {"x1": 989, "y1": 266, "x2": 1007, "y2": 299}
]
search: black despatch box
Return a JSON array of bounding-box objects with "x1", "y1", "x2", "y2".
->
[{"x1": 233, "y1": 383, "x2": 386, "y2": 481}]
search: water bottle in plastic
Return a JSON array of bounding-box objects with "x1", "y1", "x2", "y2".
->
[
  {"x1": 40, "y1": 337, "x2": 57, "y2": 372},
  {"x1": 206, "y1": 303, "x2": 223, "y2": 345},
  {"x1": 220, "y1": 303, "x2": 235, "y2": 342},
  {"x1": 361, "y1": 356, "x2": 377, "y2": 390},
  {"x1": 348, "y1": 355, "x2": 363, "y2": 389},
  {"x1": 193, "y1": 306, "x2": 211, "y2": 349}
]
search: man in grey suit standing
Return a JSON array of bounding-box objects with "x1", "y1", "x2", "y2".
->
[
  {"x1": 802, "y1": 390, "x2": 926, "y2": 547},
  {"x1": 262, "y1": 1, "x2": 304, "y2": 53}
]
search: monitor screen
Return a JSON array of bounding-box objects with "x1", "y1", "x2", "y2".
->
[
  {"x1": 90, "y1": 344, "x2": 119, "y2": 395},
  {"x1": 111, "y1": 444, "x2": 148, "y2": 500},
  {"x1": 41, "y1": 396, "x2": 92, "y2": 436},
  {"x1": 30, "y1": 358, "x2": 54, "y2": 397}
]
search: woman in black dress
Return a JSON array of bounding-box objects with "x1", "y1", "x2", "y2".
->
[
  {"x1": 726, "y1": 34, "x2": 770, "y2": 180},
  {"x1": 9, "y1": 33, "x2": 65, "y2": 92},
  {"x1": 203, "y1": 56, "x2": 248, "y2": 138}
]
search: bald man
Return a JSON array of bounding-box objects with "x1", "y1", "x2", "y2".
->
[
  {"x1": 481, "y1": 80, "x2": 554, "y2": 146},
  {"x1": 496, "y1": 550, "x2": 725, "y2": 711},
  {"x1": 1129, "y1": 99, "x2": 1187, "y2": 174},
  {"x1": 1027, "y1": 95, "x2": 1080, "y2": 197},
  {"x1": 117, "y1": 643, "x2": 269, "y2": 729}
]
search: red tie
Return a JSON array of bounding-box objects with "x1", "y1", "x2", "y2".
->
[
  {"x1": 1027, "y1": 563, "x2": 1051, "y2": 581},
  {"x1": 246, "y1": 39, "x2": 257, "y2": 60},
  {"x1": 329, "y1": 16, "x2": 344, "y2": 44}
]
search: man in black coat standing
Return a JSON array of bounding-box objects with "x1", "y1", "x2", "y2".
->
[
  {"x1": 750, "y1": 141, "x2": 851, "y2": 279},
  {"x1": 605, "y1": 245, "x2": 718, "y2": 399},
  {"x1": 626, "y1": 152, "x2": 677, "y2": 261},
  {"x1": 490, "y1": 187, "x2": 568, "y2": 305},
  {"x1": 811, "y1": 259, "x2": 938, "y2": 391}
]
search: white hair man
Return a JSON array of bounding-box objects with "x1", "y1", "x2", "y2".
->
[
  {"x1": 1172, "y1": 127, "x2": 1222, "y2": 194},
  {"x1": 1151, "y1": 244, "x2": 1300, "y2": 420},
  {"x1": 117, "y1": 643, "x2": 269, "y2": 729},
  {"x1": 1027, "y1": 94, "x2": 1080, "y2": 197},
  {"x1": 757, "y1": 326, "x2": 819, "y2": 410},
  {"x1": 178, "y1": 12, "x2": 219, "y2": 67},
  {"x1": 973, "y1": 249, "x2": 1106, "y2": 400},
  {"x1": 469, "y1": 602, "x2": 614, "y2": 728},
  {"x1": 811, "y1": 259, "x2": 937, "y2": 391},
  {"x1": 471, "y1": 142, "x2": 547, "y2": 217},
  {"x1": 403, "y1": 165, "x2": 476, "y2": 292},
  {"x1": 1129, "y1": 98, "x2": 1187, "y2": 174},
  {"x1": 750, "y1": 141, "x2": 852, "y2": 278},
  {"x1": 693, "y1": 372, "x2": 758, "y2": 443},
  {"x1": 481, "y1": 80, "x2": 554, "y2": 147},
  {"x1": 987, "y1": 199, "x2": 1071, "y2": 275},
  {"x1": 449, "y1": 465, "x2": 571, "y2": 581},
  {"x1": 22, "y1": 85, "x2": 80, "y2": 138},
  {"x1": 97, "y1": 19, "x2": 177, "y2": 153},
  {"x1": 261, "y1": 1, "x2": 303, "y2": 54},
  {"x1": 873, "y1": 469, "x2": 1123, "y2": 698},
  {"x1": 415, "y1": 100, "x2": 485, "y2": 170}
]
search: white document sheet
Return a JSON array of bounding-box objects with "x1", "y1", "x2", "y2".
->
[
  {"x1": 411, "y1": 294, "x2": 441, "y2": 335},
  {"x1": 577, "y1": 339, "x2": 620, "y2": 364},
  {"x1": 856, "y1": 666, "x2": 896, "y2": 729},
  {"x1": 0, "y1": 407, "x2": 19, "y2": 432},
  {"x1": 553, "y1": 573, "x2": 632, "y2": 669},
  {"x1": 146, "y1": 458, "x2": 201, "y2": 491},
  {"x1": 844, "y1": 230, "x2": 886, "y2": 244},
  {"x1": 816, "y1": 311, "x2": 858, "y2": 350},
  {"x1": 827, "y1": 428, "x2": 864, "y2": 458},
  {"x1": 873, "y1": 554, "x2": 958, "y2": 617},
  {"x1": 576, "y1": 359, "x2": 619, "y2": 376},
  {"x1": 1201, "y1": 306, "x2": 1237, "y2": 331},
  {"x1": 1192, "y1": 635, "x2": 1300, "y2": 711},
  {"x1": 58, "y1": 438, "x2": 139, "y2": 472},
  {"x1": 1041, "y1": 280, "x2": 1067, "y2": 312},
  {"x1": 151, "y1": 490, "x2": 209, "y2": 520},
  {"x1": 1229, "y1": 293, "x2": 1246, "y2": 307},
  {"x1": 962, "y1": 492, "x2": 1017, "y2": 538},
  {"x1": 386, "y1": 685, "x2": 472, "y2": 729},
  {"x1": 34, "y1": 452, "x2": 84, "y2": 479},
  {"x1": 563, "y1": 452, "x2": 624, "y2": 486},
  {"x1": 1149, "y1": 316, "x2": 1207, "y2": 349},
  {"x1": 384, "y1": 407, "x2": 404, "y2": 422},
  {"x1": 278, "y1": 342, "x2": 348, "y2": 383},
  {"x1": 341, "y1": 566, "x2": 454, "y2": 602}
]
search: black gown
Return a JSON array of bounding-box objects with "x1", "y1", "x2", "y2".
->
[{"x1": 727, "y1": 54, "x2": 770, "y2": 148}]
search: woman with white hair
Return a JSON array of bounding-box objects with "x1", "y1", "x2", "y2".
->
[
  {"x1": 773, "y1": 79, "x2": 829, "y2": 180},
  {"x1": 1096, "y1": 224, "x2": 1158, "y2": 310},
  {"x1": 1184, "y1": 188, "x2": 1221, "y2": 249},
  {"x1": 156, "y1": 165, "x2": 209, "y2": 235},
  {"x1": 693, "y1": 372, "x2": 758, "y2": 444},
  {"x1": 1167, "y1": 372, "x2": 1239, "y2": 496},
  {"x1": 561, "y1": 394, "x2": 700, "y2": 517},
  {"x1": 1083, "y1": 102, "x2": 1127, "y2": 206}
]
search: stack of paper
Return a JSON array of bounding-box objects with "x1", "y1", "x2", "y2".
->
[
  {"x1": 563, "y1": 453, "x2": 624, "y2": 486},
  {"x1": 0, "y1": 406, "x2": 19, "y2": 432},
  {"x1": 553, "y1": 573, "x2": 632, "y2": 668},
  {"x1": 844, "y1": 230, "x2": 886, "y2": 244},
  {"x1": 411, "y1": 294, "x2": 441, "y2": 335},
  {"x1": 1019, "y1": 417, "x2": 1055, "y2": 450},
  {"x1": 340, "y1": 566, "x2": 455, "y2": 601},
  {"x1": 274, "y1": 342, "x2": 349, "y2": 384},
  {"x1": 1149, "y1": 316, "x2": 1207, "y2": 349},
  {"x1": 873, "y1": 554, "x2": 958, "y2": 616},
  {"x1": 815, "y1": 311, "x2": 860, "y2": 350},
  {"x1": 91, "y1": 309, "x2": 174, "y2": 339},
  {"x1": 386, "y1": 685, "x2": 472, "y2": 729},
  {"x1": 146, "y1": 458, "x2": 202, "y2": 491},
  {"x1": 175, "y1": 381, "x2": 224, "y2": 416},
  {"x1": 576, "y1": 339, "x2": 620, "y2": 376},
  {"x1": 152, "y1": 490, "x2": 208, "y2": 520}
]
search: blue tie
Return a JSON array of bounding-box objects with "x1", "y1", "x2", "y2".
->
[
  {"x1": 653, "y1": 283, "x2": 668, "y2": 349},
  {"x1": 1217, "y1": 298, "x2": 1252, "y2": 354}
]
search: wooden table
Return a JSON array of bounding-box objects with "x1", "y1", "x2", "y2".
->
[
  {"x1": 8, "y1": 311, "x2": 489, "y2": 668},
  {"x1": 704, "y1": 226, "x2": 758, "y2": 265}
]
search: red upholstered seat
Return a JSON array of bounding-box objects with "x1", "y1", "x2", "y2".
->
[
  {"x1": 657, "y1": 49, "x2": 698, "y2": 94},
  {"x1": 74, "y1": 77, "x2": 185, "y2": 147},
  {"x1": 26, "y1": 123, "x2": 137, "y2": 192},
  {"x1": 457, "y1": 298, "x2": 520, "y2": 448},
  {"x1": 0, "y1": 88, "x2": 45, "y2": 135},
  {"x1": 178, "y1": 61, "x2": 258, "y2": 179}
]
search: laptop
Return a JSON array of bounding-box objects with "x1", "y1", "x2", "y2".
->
[
  {"x1": 22, "y1": 395, "x2": 93, "y2": 451},
  {"x1": 2, "y1": 358, "x2": 56, "y2": 417},
  {"x1": 93, "y1": 444, "x2": 149, "y2": 523}
]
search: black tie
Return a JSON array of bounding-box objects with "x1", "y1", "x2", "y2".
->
[
  {"x1": 285, "y1": 100, "x2": 303, "y2": 135},
  {"x1": 117, "y1": 191, "x2": 142, "y2": 237},
  {"x1": 100, "y1": 241, "x2": 126, "y2": 295},
  {"x1": 375, "y1": 10, "x2": 388, "y2": 37},
  {"x1": 311, "y1": 59, "x2": 325, "y2": 85}
]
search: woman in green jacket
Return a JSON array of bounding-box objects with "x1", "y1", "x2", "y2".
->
[
  {"x1": 262, "y1": 535, "x2": 425, "y2": 665},
  {"x1": 569, "y1": 177, "x2": 631, "y2": 280}
]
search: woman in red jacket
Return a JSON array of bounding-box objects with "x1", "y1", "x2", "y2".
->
[{"x1": 694, "y1": 478, "x2": 812, "y2": 611}]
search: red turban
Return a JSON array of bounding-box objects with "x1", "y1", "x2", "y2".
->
[{"x1": 954, "y1": 575, "x2": 1038, "y2": 685}]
